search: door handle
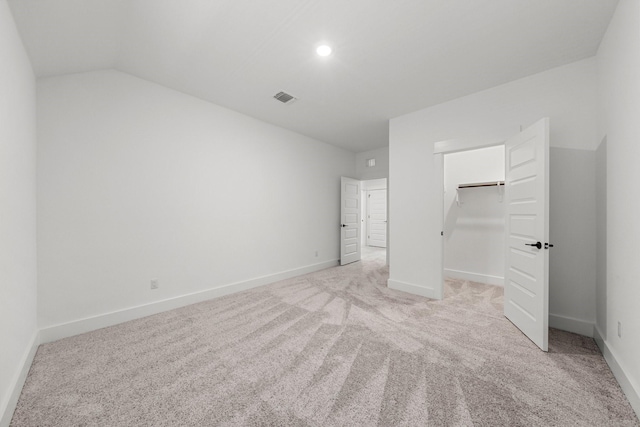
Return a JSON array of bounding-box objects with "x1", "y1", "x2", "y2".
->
[
  {"x1": 525, "y1": 241, "x2": 542, "y2": 250},
  {"x1": 545, "y1": 243, "x2": 554, "y2": 249},
  {"x1": 341, "y1": 224, "x2": 347, "y2": 228}
]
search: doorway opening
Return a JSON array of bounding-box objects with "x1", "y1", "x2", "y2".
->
[
  {"x1": 361, "y1": 177, "x2": 387, "y2": 265},
  {"x1": 442, "y1": 145, "x2": 506, "y2": 321},
  {"x1": 361, "y1": 178, "x2": 387, "y2": 251},
  {"x1": 340, "y1": 177, "x2": 387, "y2": 266},
  {"x1": 443, "y1": 145, "x2": 505, "y2": 289},
  {"x1": 434, "y1": 118, "x2": 550, "y2": 351}
]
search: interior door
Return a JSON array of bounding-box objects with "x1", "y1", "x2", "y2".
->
[
  {"x1": 340, "y1": 177, "x2": 361, "y2": 265},
  {"x1": 367, "y1": 189, "x2": 387, "y2": 248},
  {"x1": 504, "y1": 118, "x2": 550, "y2": 351}
]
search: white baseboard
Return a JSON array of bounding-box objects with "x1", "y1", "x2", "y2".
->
[
  {"x1": 40, "y1": 260, "x2": 338, "y2": 344},
  {"x1": 593, "y1": 323, "x2": 605, "y2": 350},
  {"x1": 444, "y1": 269, "x2": 504, "y2": 287},
  {"x1": 388, "y1": 279, "x2": 439, "y2": 299},
  {"x1": 0, "y1": 331, "x2": 40, "y2": 427},
  {"x1": 549, "y1": 313, "x2": 594, "y2": 337},
  {"x1": 593, "y1": 325, "x2": 640, "y2": 419}
]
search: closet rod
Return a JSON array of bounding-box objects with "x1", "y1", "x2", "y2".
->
[{"x1": 457, "y1": 181, "x2": 504, "y2": 189}]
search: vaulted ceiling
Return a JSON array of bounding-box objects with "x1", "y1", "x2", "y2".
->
[{"x1": 9, "y1": 0, "x2": 618, "y2": 152}]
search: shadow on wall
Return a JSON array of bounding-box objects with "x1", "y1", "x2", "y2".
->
[{"x1": 595, "y1": 138, "x2": 607, "y2": 339}]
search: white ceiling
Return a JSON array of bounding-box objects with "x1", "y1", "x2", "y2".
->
[{"x1": 9, "y1": 0, "x2": 618, "y2": 152}]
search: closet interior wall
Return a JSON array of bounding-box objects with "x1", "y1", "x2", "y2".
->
[{"x1": 444, "y1": 146, "x2": 505, "y2": 286}]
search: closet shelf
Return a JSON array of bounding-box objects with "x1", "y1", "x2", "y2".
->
[
  {"x1": 456, "y1": 181, "x2": 505, "y2": 206},
  {"x1": 457, "y1": 181, "x2": 504, "y2": 189}
]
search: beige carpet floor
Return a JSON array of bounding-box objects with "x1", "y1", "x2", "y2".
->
[{"x1": 11, "y1": 248, "x2": 639, "y2": 426}]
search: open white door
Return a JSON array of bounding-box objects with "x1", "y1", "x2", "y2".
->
[
  {"x1": 367, "y1": 189, "x2": 387, "y2": 248},
  {"x1": 504, "y1": 118, "x2": 550, "y2": 351},
  {"x1": 340, "y1": 177, "x2": 361, "y2": 265}
]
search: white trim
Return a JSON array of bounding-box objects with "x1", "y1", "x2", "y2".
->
[
  {"x1": 434, "y1": 153, "x2": 444, "y2": 301},
  {"x1": 593, "y1": 323, "x2": 605, "y2": 350},
  {"x1": 388, "y1": 279, "x2": 438, "y2": 299},
  {"x1": 593, "y1": 326, "x2": 640, "y2": 419},
  {"x1": 433, "y1": 125, "x2": 519, "y2": 154},
  {"x1": 40, "y1": 260, "x2": 338, "y2": 344},
  {"x1": 548, "y1": 313, "x2": 594, "y2": 337},
  {"x1": 444, "y1": 268, "x2": 504, "y2": 287},
  {"x1": 0, "y1": 331, "x2": 40, "y2": 427}
]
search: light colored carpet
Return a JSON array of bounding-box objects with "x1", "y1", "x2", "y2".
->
[{"x1": 11, "y1": 248, "x2": 639, "y2": 426}]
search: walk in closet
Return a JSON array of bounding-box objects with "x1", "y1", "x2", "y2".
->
[{"x1": 443, "y1": 145, "x2": 505, "y2": 286}]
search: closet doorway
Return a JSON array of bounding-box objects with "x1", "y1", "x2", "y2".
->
[
  {"x1": 434, "y1": 118, "x2": 551, "y2": 351},
  {"x1": 443, "y1": 145, "x2": 505, "y2": 287}
]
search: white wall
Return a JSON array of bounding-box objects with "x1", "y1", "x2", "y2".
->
[
  {"x1": 596, "y1": 0, "x2": 640, "y2": 414},
  {"x1": 595, "y1": 139, "x2": 607, "y2": 339},
  {"x1": 389, "y1": 57, "x2": 598, "y2": 330},
  {"x1": 363, "y1": 178, "x2": 387, "y2": 191},
  {"x1": 548, "y1": 147, "x2": 596, "y2": 325},
  {"x1": 444, "y1": 146, "x2": 505, "y2": 285},
  {"x1": 37, "y1": 69, "x2": 355, "y2": 331},
  {"x1": 356, "y1": 146, "x2": 389, "y2": 180},
  {"x1": 0, "y1": 1, "x2": 38, "y2": 425}
]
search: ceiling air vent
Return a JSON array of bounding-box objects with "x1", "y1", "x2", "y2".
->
[{"x1": 273, "y1": 91, "x2": 297, "y2": 104}]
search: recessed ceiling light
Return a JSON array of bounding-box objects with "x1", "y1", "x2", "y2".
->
[{"x1": 316, "y1": 45, "x2": 332, "y2": 56}]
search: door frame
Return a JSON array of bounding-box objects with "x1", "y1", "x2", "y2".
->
[
  {"x1": 339, "y1": 176, "x2": 389, "y2": 265},
  {"x1": 433, "y1": 122, "x2": 551, "y2": 351},
  {"x1": 433, "y1": 125, "x2": 520, "y2": 298},
  {"x1": 352, "y1": 178, "x2": 389, "y2": 263}
]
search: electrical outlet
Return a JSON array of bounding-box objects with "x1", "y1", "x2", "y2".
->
[
  {"x1": 150, "y1": 279, "x2": 159, "y2": 290},
  {"x1": 315, "y1": 250, "x2": 318, "y2": 257},
  {"x1": 618, "y1": 321, "x2": 622, "y2": 338}
]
